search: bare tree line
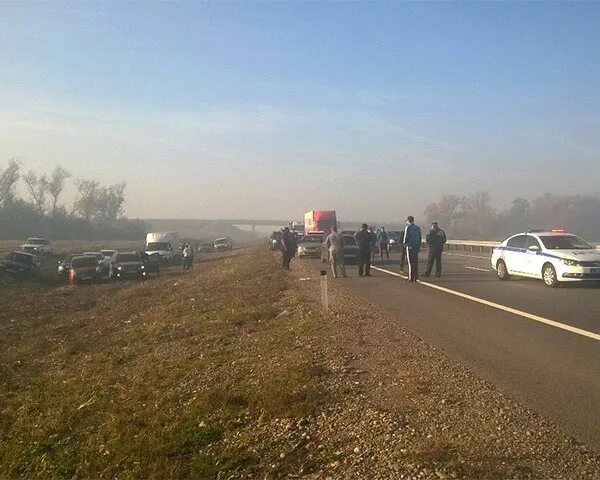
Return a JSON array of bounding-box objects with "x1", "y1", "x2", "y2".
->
[
  {"x1": 0, "y1": 159, "x2": 145, "y2": 240},
  {"x1": 423, "y1": 191, "x2": 600, "y2": 241}
]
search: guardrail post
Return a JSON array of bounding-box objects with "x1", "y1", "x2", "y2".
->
[{"x1": 320, "y1": 270, "x2": 328, "y2": 311}]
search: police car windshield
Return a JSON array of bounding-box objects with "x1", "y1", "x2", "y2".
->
[{"x1": 539, "y1": 235, "x2": 593, "y2": 250}]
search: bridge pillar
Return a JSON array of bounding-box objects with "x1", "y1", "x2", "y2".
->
[{"x1": 251, "y1": 225, "x2": 256, "y2": 233}]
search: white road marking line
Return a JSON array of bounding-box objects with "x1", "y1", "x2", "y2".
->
[
  {"x1": 465, "y1": 266, "x2": 490, "y2": 272},
  {"x1": 372, "y1": 266, "x2": 408, "y2": 280},
  {"x1": 371, "y1": 266, "x2": 600, "y2": 342},
  {"x1": 445, "y1": 252, "x2": 490, "y2": 260}
]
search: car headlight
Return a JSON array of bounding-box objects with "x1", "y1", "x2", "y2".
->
[
  {"x1": 58, "y1": 265, "x2": 64, "y2": 271},
  {"x1": 561, "y1": 259, "x2": 581, "y2": 266},
  {"x1": 140, "y1": 265, "x2": 145, "y2": 269},
  {"x1": 117, "y1": 266, "x2": 123, "y2": 270}
]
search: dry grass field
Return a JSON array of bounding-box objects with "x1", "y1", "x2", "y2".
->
[{"x1": 0, "y1": 247, "x2": 329, "y2": 478}]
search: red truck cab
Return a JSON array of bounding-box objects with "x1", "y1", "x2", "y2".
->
[{"x1": 304, "y1": 210, "x2": 337, "y2": 235}]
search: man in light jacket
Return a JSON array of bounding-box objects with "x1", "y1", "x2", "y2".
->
[
  {"x1": 182, "y1": 244, "x2": 193, "y2": 272},
  {"x1": 326, "y1": 226, "x2": 347, "y2": 278}
]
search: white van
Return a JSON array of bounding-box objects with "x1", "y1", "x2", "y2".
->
[{"x1": 145, "y1": 232, "x2": 180, "y2": 264}]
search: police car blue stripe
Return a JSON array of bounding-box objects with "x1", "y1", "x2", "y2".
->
[
  {"x1": 495, "y1": 245, "x2": 562, "y2": 260},
  {"x1": 536, "y1": 252, "x2": 562, "y2": 260}
]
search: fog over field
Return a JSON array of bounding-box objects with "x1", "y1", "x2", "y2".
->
[{"x1": 1, "y1": 3, "x2": 600, "y2": 226}]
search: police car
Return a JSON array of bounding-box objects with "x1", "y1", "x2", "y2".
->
[{"x1": 491, "y1": 230, "x2": 600, "y2": 287}]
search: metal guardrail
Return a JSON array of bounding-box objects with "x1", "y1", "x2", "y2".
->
[
  {"x1": 440, "y1": 239, "x2": 600, "y2": 254},
  {"x1": 443, "y1": 240, "x2": 498, "y2": 255}
]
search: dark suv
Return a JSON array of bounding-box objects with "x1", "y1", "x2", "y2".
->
[
  {"x1": 0, "y1": 251, "x2": 40, "y2": 278},
  {"x1": 110, "y1": 252, "x2": 146, "y2": 279}
]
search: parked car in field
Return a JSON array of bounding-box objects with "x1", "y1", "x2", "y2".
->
[
  {"x1": 68, "y1": 255, "x2": 103, "y2": 284},
  {"x1": 197, "y1": 242, "x2": 214, "y2": 253},
  {"x1": 109, "y1": 252, "x2": 146, "y2": 280},
  {"x1": 20, "y1": 237, "x2": 53, "y2": 255},
  {"x1": 57, "y1": 254, "x2": 77, "y2": 277},
  {"x1": 84, "y1": 252, "x2": 111, "y2": 276},
  {"x1": 0, "y1": 251, "x2": 40, "y2": 278},
  {"x1": 214, "y1": 237, "x2": 233, "y2": 252},
  {"x1": 142, "y1": 252, "x2": 161, "y2": 275},
  {"x1": 100, "y1": 249, "x2": 117, "y2": 260}
]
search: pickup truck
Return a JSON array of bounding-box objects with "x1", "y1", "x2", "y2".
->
[{"x1": 20, "y1": 237, "x2": 53, "y2": 255}]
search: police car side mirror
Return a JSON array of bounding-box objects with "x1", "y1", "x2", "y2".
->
[{"x1": 528, "y1": 245, "x2": 540, "y2": 251}]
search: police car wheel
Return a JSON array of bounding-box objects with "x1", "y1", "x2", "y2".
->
[
  {"x1": 496, "y1": 259, "x2": 510, "y2": 280},
  {"x1": 542, "y1": 264, "x2": 559, "y2": 288}
]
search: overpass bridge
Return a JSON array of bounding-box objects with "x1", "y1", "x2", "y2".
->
[
  {"x1": 209, "y1": 219, "x2": 395, "y2": 232},
  {"x1": 144, "y1": 218, "x2": 404, "y2": 234}
]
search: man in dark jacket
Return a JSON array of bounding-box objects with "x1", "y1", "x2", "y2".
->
[
  {"x1": 280, "y1": 227, "x2": 294, "y2": 269},
  {"x1": 424, "y1": 222, "x2": 447, "y2": 278},
  {"x1": 354, "y1": 223, "x2": 375, "y2": 277},
  {"x1": 403, "y1": 216, "x2": 422, "y2": 282}
]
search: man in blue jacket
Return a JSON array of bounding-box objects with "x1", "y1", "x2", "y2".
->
[{"x1": 403, "y1": 216, "x2": 422, "y2": 282}]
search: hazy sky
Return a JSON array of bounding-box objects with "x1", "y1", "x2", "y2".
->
[{"x1": 1, "y1": 2, "x2": 599, "y2": 221}]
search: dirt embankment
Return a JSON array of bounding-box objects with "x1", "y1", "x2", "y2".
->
[{"x1": 0, "y1": 247, "x2": 598, "y2": 478}]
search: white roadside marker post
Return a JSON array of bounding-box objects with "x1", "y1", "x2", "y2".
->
[{"x1": 320, "y1": 269, "x2": 329, "y2": 311}]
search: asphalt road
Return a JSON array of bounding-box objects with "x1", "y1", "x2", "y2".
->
[{"x1": 304, "y1": 249, "x2": 600, "y2": 451}]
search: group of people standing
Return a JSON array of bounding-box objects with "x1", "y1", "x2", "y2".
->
[
  {"x1": 279, "y1": 218, "x2": 447, "y2": 282},
  {"x1": 326, "y1": 217, "x2": 447, "y2": 281},
  {"x1": 321, "y1": 224, "x2": 398, "y2": 278}
]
